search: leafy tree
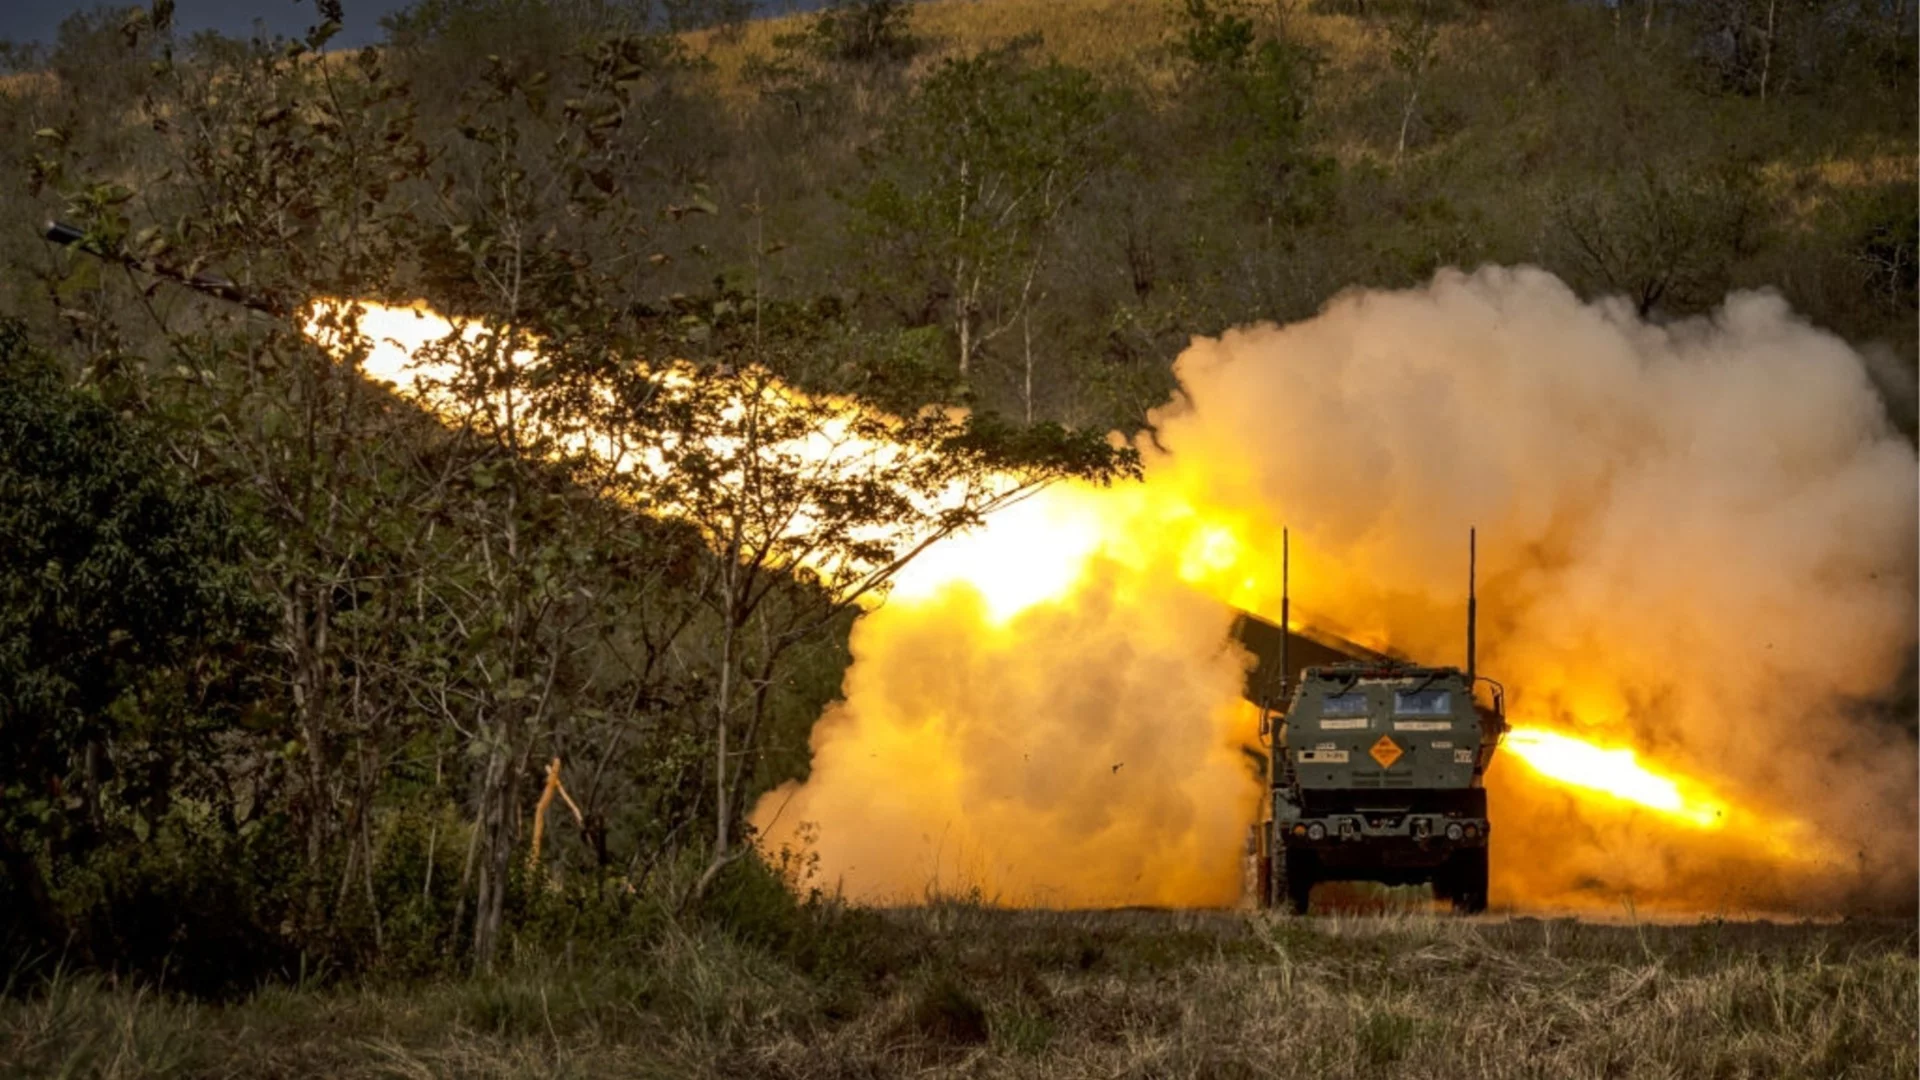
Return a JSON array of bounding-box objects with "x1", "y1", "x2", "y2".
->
[
  {"x1": 0, "y1": 322, "x2": 262, "y2": 957},
  {"x1": 1382, "y1": 0, "x2": 1440, "y2": 162},
  {"x1": 1175, "y1": 0, "x2": 1258, "y2": 69},
  {"x1": 807, "y1": 0, "x2": 920, "y2": 65},
  {"x1": 743, "y1": 0, "x2": 918, "y2": 142},
  {"x1": 1170, "y1": 0, "x2": 1328, "y2": 227},
  {"x1": 852, "y1": 45, "x2": 1118, "y2": 382},
  {"x1": 1550, "y1": 164, "x2": 1763, "y2": 318}
]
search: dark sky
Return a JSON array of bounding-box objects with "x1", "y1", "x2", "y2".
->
[
  {"x1": 1, "y1": 1, "x2": 411, "y2": 50},
  {"x1": 0, "y1": 1, "x2": 833, "y2": 51}
]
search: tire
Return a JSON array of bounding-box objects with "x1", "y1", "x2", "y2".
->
[
  {"x1": 1448, "y1": 848, "x2": 1488, "y2": 915},
  {"x1": 1279, "y1": 849, "x2": 1315, "y2": 915}
]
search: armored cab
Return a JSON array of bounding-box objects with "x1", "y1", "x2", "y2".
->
[
  {"x1": 1243, "y1": 529, "x2": 1506, "y2": 914},
  {"x1": 1261, "y1": 663, "x2": 1504, "y2": 912}
]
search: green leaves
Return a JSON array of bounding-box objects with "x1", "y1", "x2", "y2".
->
[
  {"x1": 0, "y1": 324, "x2": 266, "y2": 904},
  {"x1": 1174, "y1": 0, "x2": 1257, "y2": 70},
  {"x1": 851, "y1": 46, "x2": 1121, "y2": 376}
]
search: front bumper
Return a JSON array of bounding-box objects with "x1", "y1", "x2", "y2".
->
[{"x1": 1278, "y1": 813, "x2": 1489, "y2": 860}]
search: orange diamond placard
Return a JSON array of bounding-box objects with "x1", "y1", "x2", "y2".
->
[{"x1": 1369, "y1": 735, "x2": 1404, "y2": 769}]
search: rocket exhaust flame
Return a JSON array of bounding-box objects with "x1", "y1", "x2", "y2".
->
[
  {"x1": 1503, "y1": 726, "x2": 1728, "y2": 829},
  {"x1": 300, "y1": 268, "x2": 1919, "y2": 916},
  {"x1": 300, "y1": 298, "x2": 1037, "y2": 591}
]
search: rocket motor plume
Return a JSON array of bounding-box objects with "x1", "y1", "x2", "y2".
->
[{"x1": 753, "y1": 266, "x2": 1919, "y2": 914}]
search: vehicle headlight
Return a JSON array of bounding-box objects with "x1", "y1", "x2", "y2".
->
[
  {"x1": 1445, "y1": 823, "x2": 1465, "y2": 841},
  {"x1": 1306, "y1": 822, "x2": 1326, "y2": 841}
]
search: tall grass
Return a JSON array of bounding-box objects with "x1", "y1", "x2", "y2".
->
[{"x1": 6, "y1": 908, "x2": 1909, "y2": 1078}]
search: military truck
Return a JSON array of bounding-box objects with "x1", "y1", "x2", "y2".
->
[{"x1": 1235, "y1": 531, "x2": 1506, "y2": 914}]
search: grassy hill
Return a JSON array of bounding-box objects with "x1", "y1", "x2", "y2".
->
[{"x1": 676, "y1": 0, "x2": 1915, "y2": 426}]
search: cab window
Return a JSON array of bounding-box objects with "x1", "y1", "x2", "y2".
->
[
  {"x1": 1321, "y1": 692, "x2": 1369, "y2": 718},
  {"x1": 1394, "y1": 689, "x2": 1452, "y2": 716}
]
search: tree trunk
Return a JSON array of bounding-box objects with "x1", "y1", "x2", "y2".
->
[
  {"x1": 954, "y1": 148, "x2": 973, "y2": 376},
  {"x1": 955, "y1": 272, "x2": 972, "y2": 377},
  {"x1": 470, "y1": 734, "x2": 513, "y2": 970},
  {"x1": 285, "y1": 581, "x2": 336, "y2": 941},
  {"x1": 1395, "y1": 86, "x2": 1419, "y2": 163},
  {"x1": 689, "y1": 562, "x2": 741, "y2": 906},
  {"x1": 1759, "y1": 0, "x2": 1778, "y2": 102},
  {"x1": 1022, "y1": 306, "x2": 1034, "y2": 425},
  {"x1": 708, "y1": 611, "x2": 737, "y2": 878}
]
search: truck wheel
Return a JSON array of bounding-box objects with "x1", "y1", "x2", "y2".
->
[
  {"x1": 1449, "y1": 848, "x2": 1488, "y2": 915},
  {"x1": 1282, "y1": 850, "x2": 1315, "y2": 915},
  {"x1": 1430, "y1": 868, "x2": 1454, "y2": 904}
]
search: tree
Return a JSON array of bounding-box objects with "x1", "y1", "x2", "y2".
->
[
  {"x1": 806, "y1": 0, "x2": 919, "y2": 65},
  {"x1": 43, "y1": 7, "x2": 706, "y2": 971},
  {"x1": 742, "y1": 0, "x2": 918, "y2": 136},
  {"x1": 1169, "y1": 0, "x2": 1326, "y2": 228},
  {"x1": 1382, "y1": 0, "x2": 1440, "y2": 163},
  {"x1": 0, "y1": 322, "x2": 261, "y2": 957},
  {"x1": 1549, "y1": 164, "x2": 1762, "y2": 318},
  {"x1": 610, "y1": 304, "x2": 1139, "y2": 901},
  {"x1": 852, "y1": 45, "x2": 1117, "y2": 384},
  {"x1": 1175, "y1": 0, "x2": 1257, "y2": 69}
]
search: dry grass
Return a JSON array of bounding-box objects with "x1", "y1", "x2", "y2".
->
[
  {"x1": 0, "y1": 72, "x2": 57, "y2": 98},
  {"x1": 685, "y1": 0, "x2": 1404, "y2": 102},
  {"x1": 3, "y1": 908, "x2": 1911, "y2": 1079},
  {"x1": 689, "y1": 0, "x2": 1909, "y2": 216}
]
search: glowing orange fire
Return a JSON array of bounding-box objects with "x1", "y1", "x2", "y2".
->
[
  {"x1": 1503, "y1": 727, "x2": 1726, "y2": 828},
  {"x1": 301, "y1": 298, "x2": 1028, "y2": 580}
]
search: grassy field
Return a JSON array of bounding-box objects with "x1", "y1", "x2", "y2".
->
[{"x1": 6, "y1": 906, "x2": 1912, "y2": 1079}]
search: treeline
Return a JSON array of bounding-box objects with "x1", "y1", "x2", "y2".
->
[{"x1": 0, "y1": 0, "x2": 1911, "y2": 993}]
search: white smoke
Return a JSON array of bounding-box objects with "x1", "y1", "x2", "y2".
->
[{"x1": 757, "y1": 265, "x2": 1919, "y2": 913}]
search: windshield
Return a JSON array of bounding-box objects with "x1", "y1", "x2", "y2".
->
[
  {"x1": 1321, "y1": 692, "x2": 1369, "y2": 718},
  {"x1": 1394, "y1": 688, "x2": 1452, "y2": 716}
]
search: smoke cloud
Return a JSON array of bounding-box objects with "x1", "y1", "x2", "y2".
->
[{"x1": 754, "y1": 265, "x2": 1919, "y2": 914}]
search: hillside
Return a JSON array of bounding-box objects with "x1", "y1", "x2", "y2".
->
[{"x1": 683, "y1": 0, "x2": 1916, "y2": 428}]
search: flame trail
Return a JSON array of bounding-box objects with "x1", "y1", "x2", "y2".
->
[
  {"x1": 301, "y1": 298, "x2": 1031, "y2": 582},
  {"x1": 302, "y1": 267, "x2": 1920, "y2": 915},
  {"x1": 1504, "y1": 727, "x2": 1728, "y2": 829}
]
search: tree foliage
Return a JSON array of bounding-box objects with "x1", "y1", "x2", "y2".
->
[
  {"x1": 852, "y1": 42, "x2": 1120, "y2": 378},
  {"x1": 0, "y1": 322, "x2": 264, "y2": 967}
]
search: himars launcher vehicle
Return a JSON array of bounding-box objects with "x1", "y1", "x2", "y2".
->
[{"x1": 1234, "y1": 531, "x2": 1507, "y2": 914}]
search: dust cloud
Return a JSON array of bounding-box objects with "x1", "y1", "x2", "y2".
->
[{"x1": 754, "y1": 266, "x2": 1919, "y2": 914}]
